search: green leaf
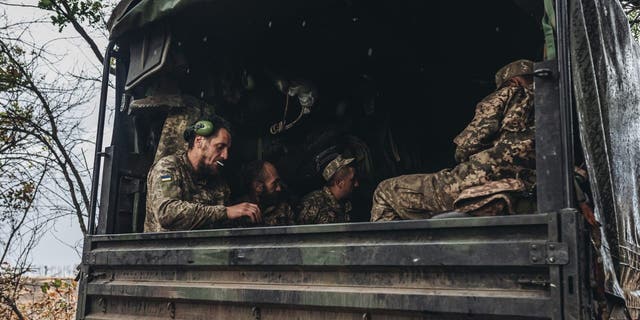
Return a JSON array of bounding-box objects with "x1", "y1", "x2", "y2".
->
[{"x1": 38, "y1": 0, "x2": 53, "y2": 9}]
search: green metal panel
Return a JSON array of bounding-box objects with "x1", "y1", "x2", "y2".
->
[{"x1": 78, "y1": 214, "x2": 566, "y2": 319}]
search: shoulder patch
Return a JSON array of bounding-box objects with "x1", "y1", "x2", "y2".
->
[{"x1": 160, "y1": 174, "x2": 172, "y2": 182}]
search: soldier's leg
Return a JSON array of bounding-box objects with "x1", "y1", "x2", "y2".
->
[{"x1": 371, "y1": 174, "x2": 454, "y2": 221}]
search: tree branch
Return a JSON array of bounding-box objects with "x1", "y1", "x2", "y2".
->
[{"x1": 51, "y1": 0, "x2": 104, "y2": 64}]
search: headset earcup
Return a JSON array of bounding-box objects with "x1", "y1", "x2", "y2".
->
[{"x1": 194, "y1": 120, "x2": 214, "y2": 136}]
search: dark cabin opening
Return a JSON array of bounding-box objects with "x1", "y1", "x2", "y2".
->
[{"x1": 108, "y1": 0, "x2": 544, "y2": 233}]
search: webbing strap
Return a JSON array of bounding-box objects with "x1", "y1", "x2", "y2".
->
[{"x1": 543, "y1": 0, "x2": 557, "y2": 60}]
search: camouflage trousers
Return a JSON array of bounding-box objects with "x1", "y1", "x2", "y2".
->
[{"x1": 370, "y1": 162, "x2": 489, "y2": 221}]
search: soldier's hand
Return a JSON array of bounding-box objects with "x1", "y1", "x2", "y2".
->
[{"x1": 226, "y1": 202, "x2": 262, "y2": 223}]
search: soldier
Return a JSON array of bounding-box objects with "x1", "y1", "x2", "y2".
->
[
  {"x1": 235, "y1": 160, "x2": 295, "y2": 226},
  {"x1": 144, "y1": 116, "x2": 262, "y2": 232},
  {"x1": 297, "y1": 155, "x2": 359, "y2": 224},
  {"x1": 371, "y1": 59, "x2": 536, "y2": 221}
]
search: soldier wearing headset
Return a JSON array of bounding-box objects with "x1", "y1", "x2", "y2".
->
[{"x1": 144, "y1": 116, "x2": 262, "y2": 232}]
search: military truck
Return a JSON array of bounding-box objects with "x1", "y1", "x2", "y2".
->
[{"x1": 76, "y1": 0, "x2": 640, "y2": 319}]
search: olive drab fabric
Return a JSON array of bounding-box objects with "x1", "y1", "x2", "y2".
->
[
  {"x1": 144, "y1": 152, "x2": 230, "y2": 232},
  {"x1": 371, "y1": 60, "x2": 535, "y2": 221},
  {"x1": 297, "y1": 187, "x2": 352, "y2": 224}
]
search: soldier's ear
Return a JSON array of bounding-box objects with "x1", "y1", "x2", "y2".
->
[
  {"x1": 194, "y1": 135, "x2": 204, "y2": 148},
  {"x1": 253, "y1": 181, "x2": 264, "y2": 193}
]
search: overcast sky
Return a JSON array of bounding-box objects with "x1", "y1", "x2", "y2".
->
[{"x1": 4, "y1": 0, "x2": 113, "y2": 269}]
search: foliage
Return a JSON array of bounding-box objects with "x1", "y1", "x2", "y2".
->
[
  {"x1": 0, "y1": 1, "x2": 112, "y2": 317},
  {"x1": 0, "y1": 265, "x2": 77, "y2": 320},
  {"x1": 0, "y1": 45, "x2": 24, "y2": 92},
  {"x1": 26, "y1": 278, "x2": 77, "y2": 319},
  {"x1": 37, "y1": 0, "x2": 103, "y2": 32},
  {"x1": 622, "y1": 0, "x2": 640, "y2": 39}
]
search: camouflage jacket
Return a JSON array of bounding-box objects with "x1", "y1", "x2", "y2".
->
[
  {"x1": 144, "y1": 152, "x2": 230, "y2": 232},
  {"x1": 297, "y1": 187, "x2": 352, "y2": 224},
  {"x1": 441, "y1": 82, "x2": 536, "y2": 212},
  {"x1": 452, "y1": 83, "x2": 536, "y2": 186},
  {"x1": 231, "y1": 195, "x2": 296, "y2": 227}
]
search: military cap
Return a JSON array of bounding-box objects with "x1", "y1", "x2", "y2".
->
[
  {"x1": 494, "y1": 59, "x2": 534, "y2": 88},
  {"x1": 322, "y1": 155, "x2": 355, "y2": 181}
]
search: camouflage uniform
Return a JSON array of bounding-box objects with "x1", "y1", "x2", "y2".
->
[
  {"x1": 371, "y1": 60, "x2": 535, "y2": 221},
  {"x1": 144, "y1": 152, "x2": 230, "y2": 232},
  {"x1": 232, "y1": 195, "x2": 296, "y2": 227},
  {"x1": 262, "y1": 202, "x2": 295, "y2": 226},
  {"x1": 129, "y1": 93, "x2": 215, "y2": 163},
  {"x1": 297, "y1": 187, "x2": 352, "y2": 224}
]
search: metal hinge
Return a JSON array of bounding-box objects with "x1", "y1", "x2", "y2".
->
[{"x1": 530, "y1": 242, "x2": 569, "y2": 265}]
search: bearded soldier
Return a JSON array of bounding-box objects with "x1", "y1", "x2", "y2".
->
[
  {"x1": 371, "y1": 59, "x2": 536, "y2": 221},
  {"x1": 144, "y1": 116, "x2": 262, "y2": 232},
  {"x1": 235, "y1": 160, "x2": 295, "y2": 226},
  {"x1": 297, "y1": 155, "x2": 359, "y2": 224}
]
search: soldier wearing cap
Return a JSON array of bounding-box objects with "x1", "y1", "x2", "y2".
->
[
  {"x1": 144, "y1": 116, "x2": 262, "y2": 232},
  {"x1": 371, "y1": 59, "x2": 536, "y2": 221},
  {"x1": 297, "y1": 155, "x2": 359, "y2": 224}
]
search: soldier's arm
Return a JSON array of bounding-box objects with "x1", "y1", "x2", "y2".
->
[
  {"x1": 147, "y1": 162, "x2": 228, "y2": 231},
  {"x1": 453, "y1": 86, "x2": 517, "y2": 162}
]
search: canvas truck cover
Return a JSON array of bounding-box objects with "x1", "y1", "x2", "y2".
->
[{"x1": 571, "y1": 0, "x2": 640, "y2": 316}]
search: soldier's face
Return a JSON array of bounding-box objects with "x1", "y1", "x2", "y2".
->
[
  {"x1": 258, "y1": 163, "x2": 282, "y2": 205},
  {"x1": 339, "y1": 167, "x2": 358, "y2": 198},
  {"x1": 261, "y1": 163, "x2": 282, "y2": 195},
  {"x1": 196, "y1": 128, "x2": 231, "y2": 175}
]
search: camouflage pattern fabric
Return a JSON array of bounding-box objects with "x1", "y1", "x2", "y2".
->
[
  {"x1": 134, "y1": 94, "x2": 215, "y2": 163},
  {"x1": 297, "y1": 187, "x2": 352, "y2": 224},
  {"x1": 371, "y1": 81, "x2": 535, "y2": 221},
  {"x1": 144, "y1": 152, "x2": 230, "y2": 232},
  {"x1": 231, "y1": 195, "x2": 296, "y2": 227},
  {"x1": 494, "y1": 59, "x2": 534, "y2": 89},
  {"x1": 453, "y1": 178, "x2": 526, "y2": 216},
  {"x1": 322, "y1": 155, "x2": 355, "y2": 181},
  {"x1": 262, "y1": 202, "x2": 295, "y2": 226}
]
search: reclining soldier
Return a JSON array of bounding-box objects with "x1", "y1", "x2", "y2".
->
[
  {"x1": 234, "y1": 160, "x2": 295, "y2": 226},
  {"x1": 298, "y1": 155, "x2": 359, "y2": 224},
  {"x1": 371, "y1": 59, "x2": 536, "y2": 221},
  {"x1": 144, "y1": 116, "x2": 262, "y2": 232}
]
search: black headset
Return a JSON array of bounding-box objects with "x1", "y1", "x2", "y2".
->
[{"x1": 183, "y1": 120, "x2": 215, "y2": 141}]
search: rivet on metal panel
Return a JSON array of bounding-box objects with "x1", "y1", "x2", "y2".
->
[
  {"x1": 252, "y1": 307, "x2": 261, "y2": 320},
  {"x1": 363, "y1": 312, "x2": 372, "y2": 320},
  {"x1": 548, "y1": 256, "x2": 556, "y2": 263},
  {"x1": 531, "y1": 256, "x2": 539, "y2": 262},
  {"x1": 167, "y1": 302, "x2": 175, "y2": 319},
  {"x1": 531, "y1": 244, "x2": 538, "y2": 250},
  {"x1": 548, "y1": 244, "x2": 556, "y2": 250}
]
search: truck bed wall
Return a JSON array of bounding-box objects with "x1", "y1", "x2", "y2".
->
[{"x1": 77, "y1": 213, "x2": 580, "y2": 319}]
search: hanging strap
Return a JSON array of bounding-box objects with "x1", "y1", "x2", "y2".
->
[{"x1": 542, "y1": 0, "x2": 557, "y2": 60}]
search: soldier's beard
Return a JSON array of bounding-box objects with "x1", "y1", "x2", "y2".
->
[
  {"x1": 259, "y1": 191, "x2": 280, "y2": 207},
  {"x1": 196, "y1": 158, "x2": 219, "y2": 177}
]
